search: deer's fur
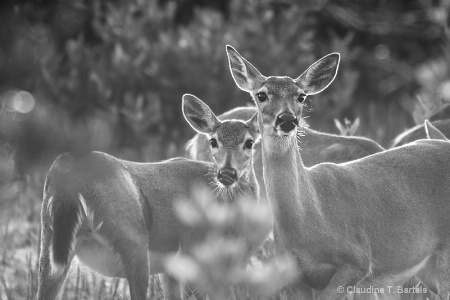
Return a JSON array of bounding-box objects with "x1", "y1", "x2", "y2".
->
[
  {"x1": 227, "y1": 45, "x2": 450, "y2": 300},
  {"x1": 37, "y1": 95, "x2": 261, "y2": 300}
]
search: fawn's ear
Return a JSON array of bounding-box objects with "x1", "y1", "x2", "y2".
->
[
  {"x1": 296, "y1": 53, "x2": 340, "y2": 95},
  {"x1": 245, "y1": 112, "x2": 261, "y2": 142},
  {"x1": 425, "y1": 120, "x2": 448, "y2": 141},
  {"x1": 226, "y1": 45, "x2": 266, "y2": 92},
  {"x1": 183, "y1": 94, "x2": 221, "y2": 135}
]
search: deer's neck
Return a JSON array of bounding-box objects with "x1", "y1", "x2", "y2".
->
[
  {"x1": 261, "y1": 132, "x2": 321, "y2": 240},
  {"x1": 247, "y1": 157, "x2": 260, "y2": 201},
  {"x1": 239, "y1": 157, "x2": 260, "y2": 202}
]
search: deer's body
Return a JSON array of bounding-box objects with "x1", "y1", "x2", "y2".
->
[
  {"x1": 226, "y1": 45, "x2": 450, "y2": 299},
  {"x1": 37, "y1": 95, "x2": 262, "y2": 300},
  {"x1": 38, "y1": 153, "x2": 217, "y2": 299},
  {"x1": 391, "y1": 119, "x2": 450, "y2": 148},
  {"x1": 264, "y1": 139, "x2": 450, "y2": 290}
]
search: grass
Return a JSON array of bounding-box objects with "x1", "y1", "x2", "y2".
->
[{"x1": 1, "y1": 175, "x2": 40, "y2": 300}]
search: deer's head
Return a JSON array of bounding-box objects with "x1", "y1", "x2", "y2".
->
[
  {"x1": 226, "y1": 45, "x2": 340, "y2": 150},
  {"x1": 183, "y1": 94, "x2": 260, "y2": 194}
]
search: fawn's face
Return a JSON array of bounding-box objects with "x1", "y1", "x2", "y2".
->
[
  {"x1": 183, "y1": 94, "x2": 260, "y2": 188},
  {"x1": 209, "y1": 121, "x2": 258, "y2": 186},
  {"x1": 226, "y1": 45, "x2": 340, "y2": 144}
]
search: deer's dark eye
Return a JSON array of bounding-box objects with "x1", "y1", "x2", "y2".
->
[
  {"x1": 256, "y1": 92, "x2": 267, "y2": 102},
  {"x1": 210, "y1": 138, "x2": 218, "y2": 148},
  {"x1": 297, "y1": 94, "x2": 307, "y2": 103},
  {"x1": 244, "y1": 139, "x2": 254, "y2": 149}
]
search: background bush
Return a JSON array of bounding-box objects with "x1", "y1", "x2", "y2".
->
[{"x1": 1, "y1": 0, "x2": 449, "y2": 173}]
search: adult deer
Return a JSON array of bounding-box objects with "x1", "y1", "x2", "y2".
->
[
  {"x1": 37, "y1": 94, "x2": 261, "y2": 300},
  {"x1": 186, "y1": 106, "x2": 384, "y2": 201},
  {"x1": 226, "y1": 45, "x2": 450, "y2": 300}
]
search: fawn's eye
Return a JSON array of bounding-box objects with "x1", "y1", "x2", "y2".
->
[
  {"x1": 256, "y1": 92, "x2": 267, "y2": 102},
  {"x1": 297, "y1": 94, "x2": 307, "y2": 103},
  {"x1": 210, "y1": 138, "x2": 218, "y2": 148},
  {"x1": 244, "y1": 139, "x2": 254, "y2": 149}
]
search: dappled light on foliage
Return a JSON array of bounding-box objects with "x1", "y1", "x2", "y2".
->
[{"x1": 165, "y1": 187, "x2": 296, "y2": 299}]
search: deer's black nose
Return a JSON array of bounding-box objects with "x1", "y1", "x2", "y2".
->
[
  {"x1": 218, "y1": 168, "x2": 237, "y2": 186},
  {"x1": 275, "y1": 112, "x2": 298, "y2": 133}
]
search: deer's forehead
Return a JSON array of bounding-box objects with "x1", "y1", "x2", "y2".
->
[
  {"x1": 262, "y1": 77, "x2": 301, "y2": 97},
  {"x1": 216, "y1": 122, "x2": 248, "y2": 147}
]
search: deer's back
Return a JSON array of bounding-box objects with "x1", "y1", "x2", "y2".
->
[
  {"x1": 44, "y1": 152, "x2": 148, "y2": 237},
  {"x1": 300, "y1": 128, "x2": 384, "y2": 165},
  {"x1": 312, "y1": 139, "x2": 450, "y2": 226},
  {"x1": 44, "y1": 151, "x2": 144, "y2": 218},
  {"x1": 45, "y1": 152, "x2": 214, "y2": 254},
  {"x1": 304, "y1": 140, "x2": 450, "y2": 277}
]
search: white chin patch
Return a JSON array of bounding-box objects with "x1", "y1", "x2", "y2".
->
[
  {"x1": 275, "y1": 129, "x2": 296, "y2": 137},
  {"x1": 219, "y1": 182, "x2": 235, "y2": 189}
]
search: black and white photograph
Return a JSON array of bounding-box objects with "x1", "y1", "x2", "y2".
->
[{"x1": 1, "y1": 0, "x2": 450, "y2": 299}]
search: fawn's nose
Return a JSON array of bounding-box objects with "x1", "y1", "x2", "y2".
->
[
  {"x1": 275, "y1": 112, "x2": 298, "y2": 133},
  {"x1": 217, "y1": 168, "x2": 237, "y2": 186}
]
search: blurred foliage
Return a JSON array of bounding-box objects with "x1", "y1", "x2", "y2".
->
[
  {"x1": 165, "y1": 187, "x2": 296, "y2": 299},
  {"x1": 334, "y1": 117, "x2": 360, "y2": 136},
  {"x1": 0, "y1": 0, "x2": 449, "y2": 176}
]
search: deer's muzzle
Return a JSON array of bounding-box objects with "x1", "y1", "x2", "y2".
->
[
  {"x1": 276, "y1": 112, "x2": 298, "y2": 133},
  {"x1": 217, "y1": 168, "x2": 237, "y2": 186}
]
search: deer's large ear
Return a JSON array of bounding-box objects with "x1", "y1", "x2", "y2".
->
[
  {"x1": 182, "y1": 94, "x2": 221, "y2": 135},
  {"x1": 295, "y1": 53, "x2": 340, "y2": 95},
  {"x1": 245, "y1": 112, "x2": 261, "y2": 142},
  {"x1": 425, "y1": 120, "x2": 448, "y2": 141},
  {"x1": 226, "y1": 45, "x2": 266, "y2": 92}
]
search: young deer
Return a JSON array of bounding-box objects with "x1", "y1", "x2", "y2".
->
[
  {"x1": 186, "y1": 106, "x2": 384, "y2": 201},
  {"x1": 37, "y1": 94, "x2": 261, "y2": 300},
  {"x1": 226, "y1": 45, "x2": 450, "y2": 300}
]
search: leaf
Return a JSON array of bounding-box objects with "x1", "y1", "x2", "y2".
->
[{"x1": 163, "y1": 254, "x2": 202, "y2": 282}]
